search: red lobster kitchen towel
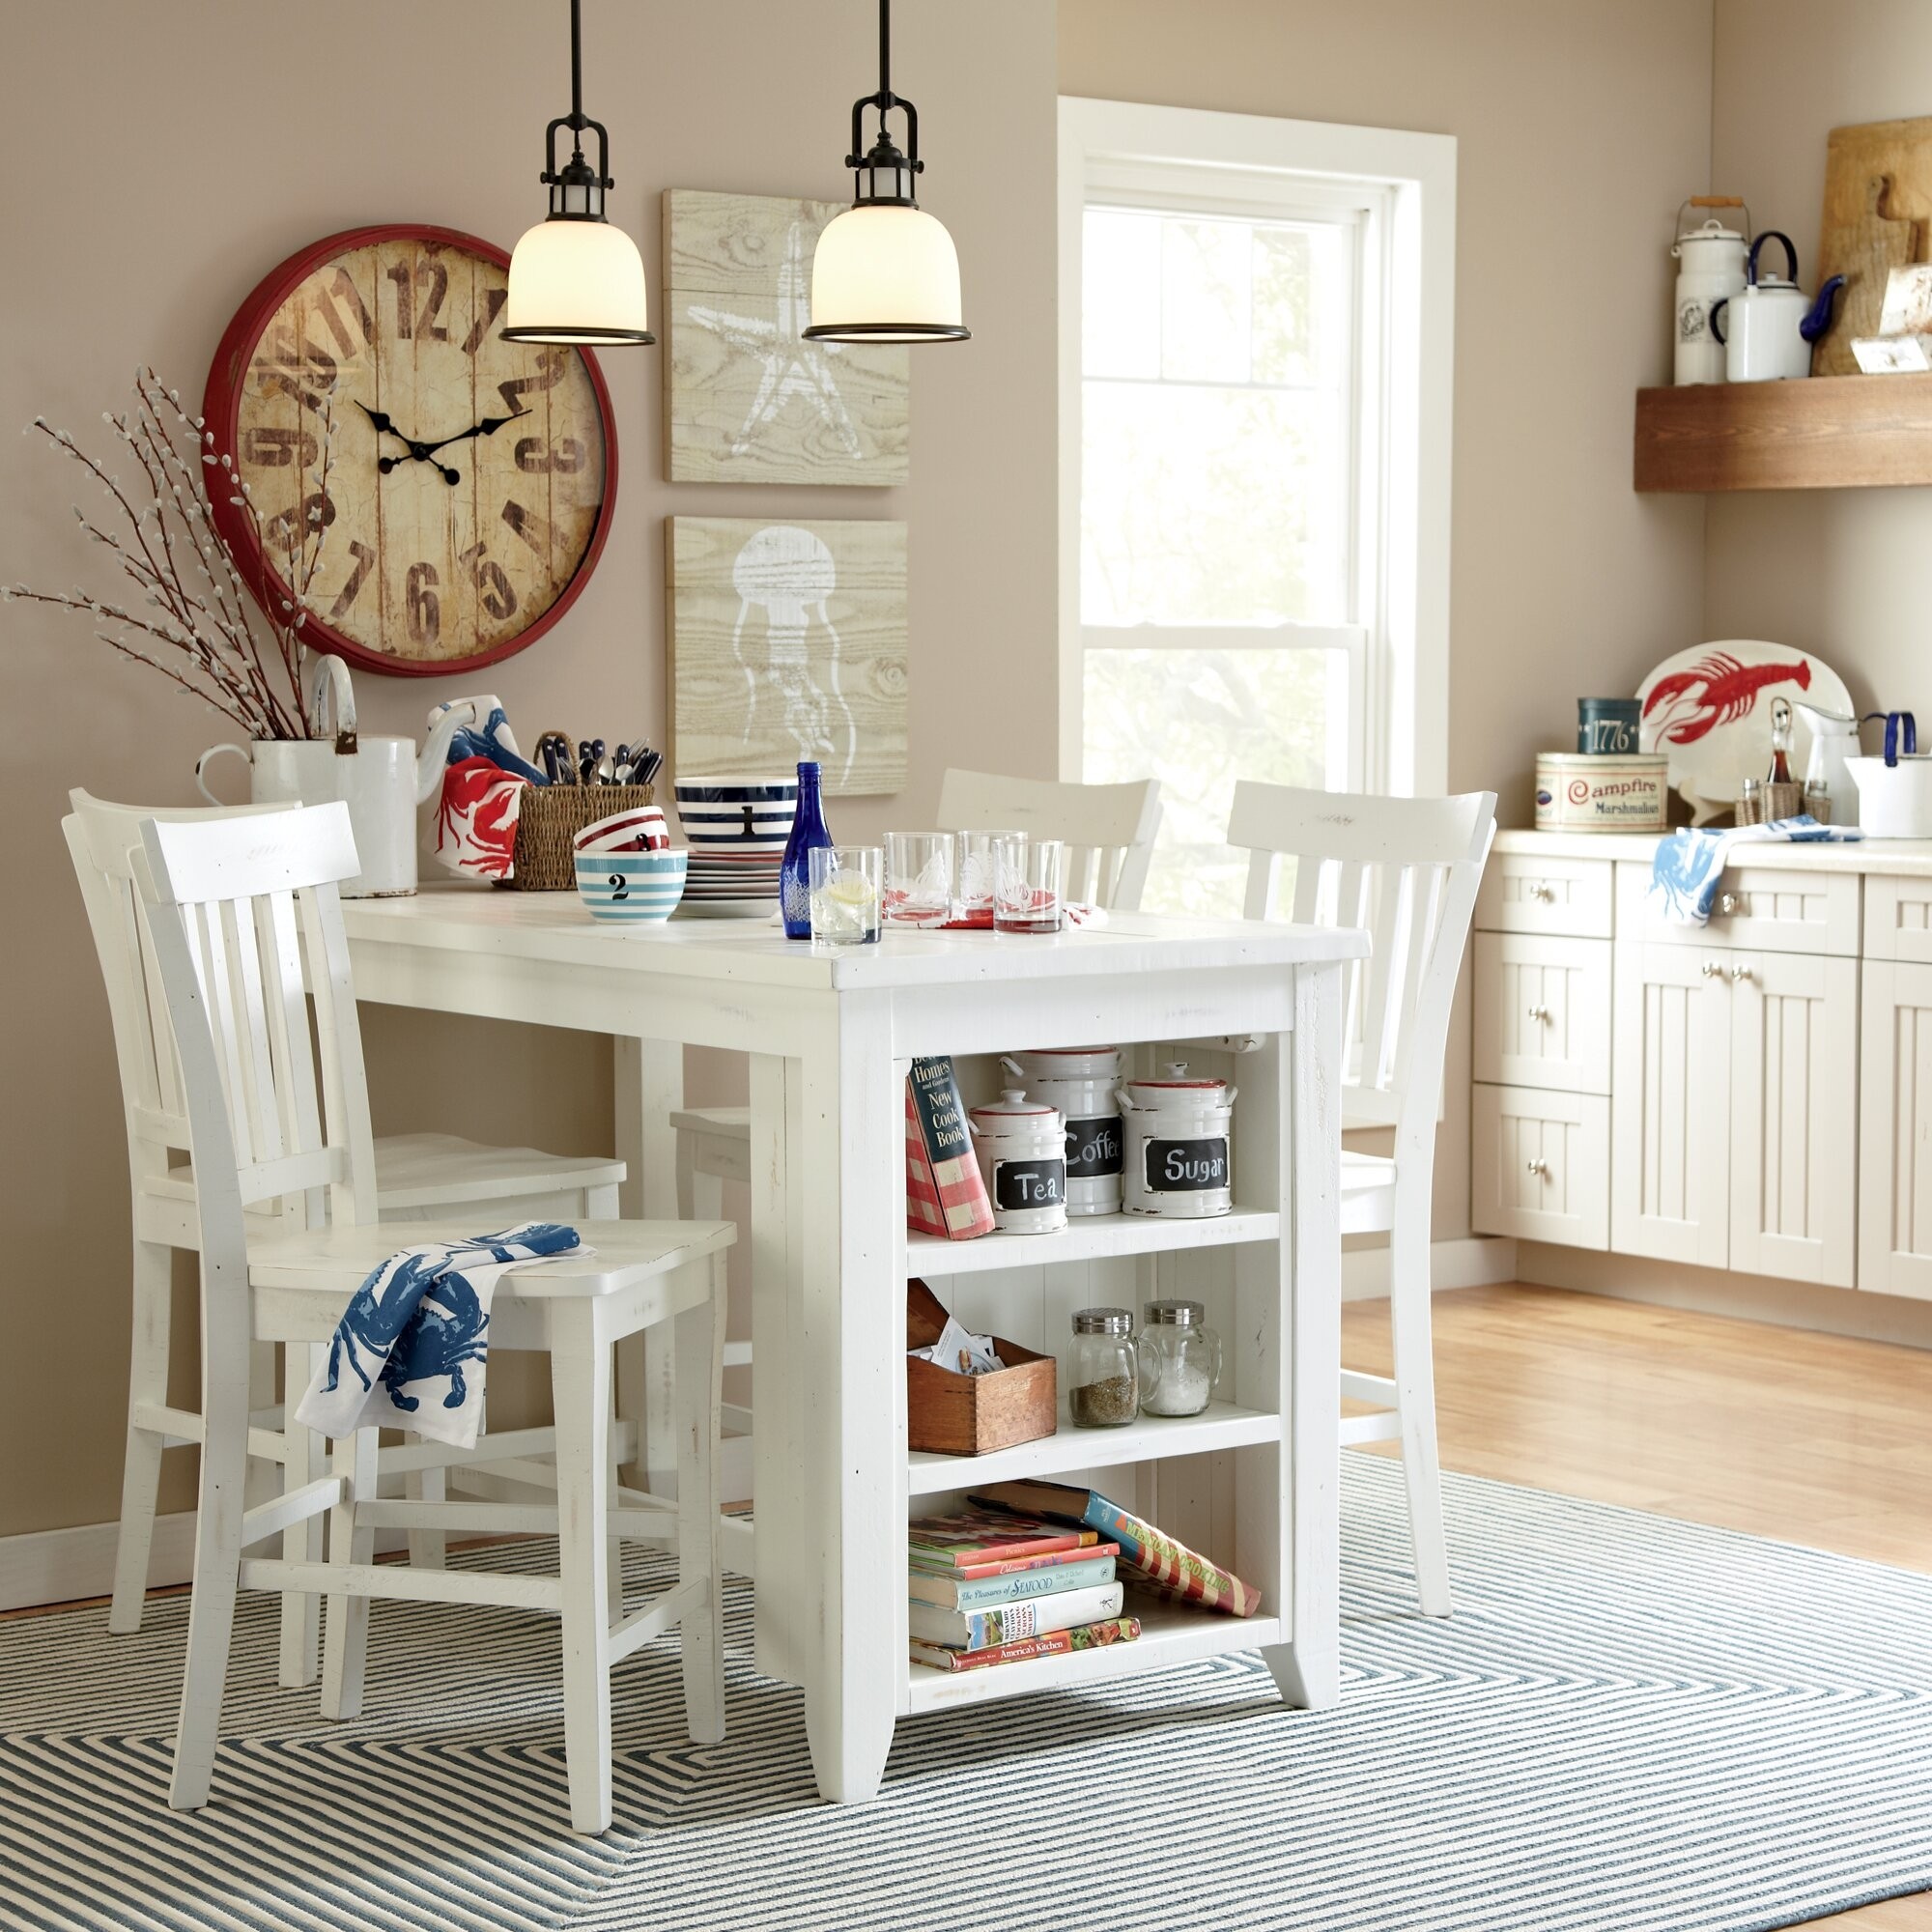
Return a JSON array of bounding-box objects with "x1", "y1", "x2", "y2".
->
[{"x1": 295, "y1": 1224, "x2": 586, "y2": 1448}]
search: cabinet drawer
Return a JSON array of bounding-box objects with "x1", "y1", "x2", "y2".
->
[
  {"x1": 1616, "y1": 861, "x2": 1860, "y2": 955},
  {"x1": 1476, "y1": 852, "x2": 1613, "y2": 937},
  {"x1": 1862, "y1": 873, "x2": 1932, "y2": 964},
  {"x1": 1471, "y1": 1085, "x2": 1608, "y2": 1248},
  {"x1": 1473, "y1": 932, "x2": 1611, "y2": 1094}
]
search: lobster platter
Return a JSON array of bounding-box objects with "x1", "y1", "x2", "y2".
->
[{"x1": 1636, "y1": 640, "x2": 1854, "y2": 824}]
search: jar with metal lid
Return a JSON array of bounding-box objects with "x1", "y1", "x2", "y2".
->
[
  {"x1": 1067, "y1": 1307, "x2": 1138, "y2": 1427},
  {"x1": 967, "y1": 1088, "x2": 1067, "y2": 1234},
  {"x1": 1137, "y1": 1299, "x2": 1223, "y2": 1417},
  {"x1": 1003, "y1": 1047, "x2": 1123, "y2": 1217}
]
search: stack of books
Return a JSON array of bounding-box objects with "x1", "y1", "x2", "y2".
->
[{"x1": 907, "y1": 1509, "x2": 1143, "y2": 1672}]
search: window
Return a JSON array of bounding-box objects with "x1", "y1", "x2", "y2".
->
[{"x1": 1060, "y1": 100, "x2": 1456, "y2": 918}]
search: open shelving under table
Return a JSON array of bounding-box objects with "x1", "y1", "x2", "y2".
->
[{"x1": 339, "y1": 889, "x2": 1363, "y2": 1801}]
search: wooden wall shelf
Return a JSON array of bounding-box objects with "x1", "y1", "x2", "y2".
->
[{"x1": 1634, "y1": 372, "x2": 1932, "y2": 492}]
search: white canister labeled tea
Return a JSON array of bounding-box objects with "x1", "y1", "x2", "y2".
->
[
  {"x1": 967, "y1": 1089, "x2": 1068, "y2": 1234},
  {"x1": 1117, "y1": 1062, "x2": 1235, "y2": 1218},
  {"x1": 1003, "y1": 1047, "x2": 1122, "y2": 1216}
]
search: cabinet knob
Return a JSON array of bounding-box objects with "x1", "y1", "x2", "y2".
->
[
  {"x1": 1526, "y1": 1158, "x2": 1549, "y2": 1178},
  {"x1": 1527, "y1": 883, "x2": 1554, "y2": 902},
  {"x1": 1718, "y1": 891, "x2": 1742, "y2": 917},
  {"x1": 1701, "y1": 959, "x2": 1724, "y2": 978},
  {"x1": 1526, "y1": 1004, "x2": 1550, "y2": 1022},
  {"x1": 1730, "y1": 962, "x2": 1753, "y2": 983}
]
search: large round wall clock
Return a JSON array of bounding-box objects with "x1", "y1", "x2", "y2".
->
[{"x1": 204, "y1": 223, "x2": 618, "y2": 677}]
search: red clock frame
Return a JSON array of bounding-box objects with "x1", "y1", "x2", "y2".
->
[{"x1": 202, "y1": 222, "x2": 620, "y2": 680}]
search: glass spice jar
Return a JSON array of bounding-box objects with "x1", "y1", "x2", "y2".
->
[
  {"x1": 1068, "y1": 1307, "x2": 1138, "y2": 1427},
  {"x1": 1138, "y1": 1299, "x2": 1223, "y2": 1417}
]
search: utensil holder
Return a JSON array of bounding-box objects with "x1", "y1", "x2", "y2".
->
[{"x1": 511, "y1": 783, "x2": 657, "y2": 891}]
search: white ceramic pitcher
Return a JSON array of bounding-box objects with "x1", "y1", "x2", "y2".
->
[{"x1": 196, "y1": 659, "x2": 470, "y2": 896}]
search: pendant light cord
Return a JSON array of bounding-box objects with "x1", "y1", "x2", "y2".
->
[
  {"x1": 569, "y1": 0, "x2": 585, "y2": 135},
  {"x1": 878, "y1": 0, "x2": 891, "y2": 102}
]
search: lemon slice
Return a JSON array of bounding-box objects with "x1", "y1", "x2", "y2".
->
[{"x1": 827, "y1": 875, "x2": 876, "y2": 908}]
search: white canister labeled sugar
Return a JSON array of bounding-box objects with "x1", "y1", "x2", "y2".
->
[{"x1": 1116, "y1": 1063, "x2": 1236, "y2": 1219}]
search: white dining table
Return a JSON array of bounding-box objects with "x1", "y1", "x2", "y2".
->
[{"x1": 340, "y1": 884, "x2": 1365, "y2": 1804}]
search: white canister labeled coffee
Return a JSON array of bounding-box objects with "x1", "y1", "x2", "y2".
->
[
  {"x1": 968, "y1": 1089, "x2": 1068, "y2": 1234},
  {"x1": 1003, "y1": 1047, "x2": 1122, "y2": 1217},
  {"x1": 1116, "y1": 1062, "x2": 1236, "y2": 1218}
]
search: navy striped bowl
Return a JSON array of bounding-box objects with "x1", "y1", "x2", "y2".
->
[
  {"x1": 575, "y1": 850, "x2": 688, "y2": 924},
  {"x1": 673, "y1": 773, "x2": 799, "y2": 851}
]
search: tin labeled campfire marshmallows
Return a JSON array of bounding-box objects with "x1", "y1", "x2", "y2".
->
[{"x1": 1533, "y1": 753, "x2": 1668, "y2": 833}]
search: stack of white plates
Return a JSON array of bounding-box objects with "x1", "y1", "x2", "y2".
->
[{"x1": 672, "y1": 773, "x2": 798, "y2": 919}]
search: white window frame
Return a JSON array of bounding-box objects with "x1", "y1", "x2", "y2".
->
[{"x1": 1059, "y1": 97, "x2": 1457, "y2": 799}]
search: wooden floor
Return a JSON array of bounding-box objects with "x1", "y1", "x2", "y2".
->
[{"x1": 1345, "y1": 1281, "x2": 1932, "y2": 1931}]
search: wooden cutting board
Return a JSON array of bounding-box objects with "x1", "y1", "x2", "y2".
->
[{"x1": 1814, "y1": 119, "x2": 1931, "y2": 376}]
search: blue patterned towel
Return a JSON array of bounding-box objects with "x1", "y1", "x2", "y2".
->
[
  {"x1": 294, "y1": 1223, "x2": 584, "y2": 1448},
  {"x1": 1648, "y1": 815, "x2": 1862, "y2": 925}
]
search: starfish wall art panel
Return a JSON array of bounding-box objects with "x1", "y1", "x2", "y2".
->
[
  {"x1": 667, "y1": 517, "x2": 908, "y2": 796},
  {"x1": 663, "y1": 189, "x2": 911, "y2": 485}
]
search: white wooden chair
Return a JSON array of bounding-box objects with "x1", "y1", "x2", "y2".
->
[
  {"x1": 66, "y1": 790, "x2": 627, "y2": 1674},
  {"x1": 1227, "y1": 782, "x2": 1496, "y2": 1616},
  {"x1": 123, "y1": 800, "x2": 729, "y2": 1833},
  {"x1": 667, "y1": 769, "x2": 1164, "y2": 1539}
]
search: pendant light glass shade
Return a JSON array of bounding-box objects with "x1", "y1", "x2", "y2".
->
[
  {"x1": 808, "y1": 205, "x2": 964, "y2": 342},
  {"x1": 501, "y1": 0, "x2": 654, "y2": 348},
  {"x1": 503, "y1": 217, "x2": 649, "y2": 346},
  {"x1": 803, "y1": 0, "x2": 970, "y2": 344}
]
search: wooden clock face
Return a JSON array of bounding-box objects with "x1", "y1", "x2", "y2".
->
[{"x1": 206, "y1": 225, "x2": 616, "y2": 675}]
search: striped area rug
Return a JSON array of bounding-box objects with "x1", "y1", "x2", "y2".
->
[{"x1": 2, "y1": 1459, "x2": 1928, "y2": 1932}]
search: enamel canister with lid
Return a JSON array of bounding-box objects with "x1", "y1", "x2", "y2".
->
[
  {"x1": 1671, "y1": 199, "x2": 1749, "y2": 385},
  {"x1": 1002, "y1": 1047, "x2": 1122, "y2": 1216},
  {"x1": 967, "y1": 1089, "x2": 1067, "y2": 1234},
  {"x1": 1116, "y1": 1062, "x2": 1236, "y2": 1218}
]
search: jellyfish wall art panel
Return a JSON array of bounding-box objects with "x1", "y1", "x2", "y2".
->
[
  {"x1": 667, "y1": 517, "x2": 909, "y2": 796},
  {"x1": 663, "y1": 189, "x2": 911, "y2": 486}
]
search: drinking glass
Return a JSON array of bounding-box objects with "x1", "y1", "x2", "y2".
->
[
  {"x1": 994, "y1": 835, "x2": 1065, "y2": 936},
  {"x1": 885, "y1": 832, "x2": 953, "y2": 927},
  {"x1": 956, "y1": 828, "x2": 1023, "y2": 918},
  {"x1": 809, "y1": 844, "x2": 882, "y2": 946}
]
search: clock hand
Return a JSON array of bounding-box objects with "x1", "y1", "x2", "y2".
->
[
  {"x1": 355, "y1": 398, "x2": 404, "y2": 440},
  {"x1": 419, "y1": 409, "x2": 531, "y2": 457}
]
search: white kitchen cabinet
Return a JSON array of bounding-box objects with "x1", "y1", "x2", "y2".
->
[
  {"x1": 1726, "y1": 951, "x2": 1858, "y2": 1289},
  {"x1": 1471, "y1": 1085, "x2": 1608, "y2": 1247},
  {"x1": 1472, "y1": 932, "x2": 1612, "y2": 1093},
  {"x1": 1609, "y1": 942, "x2": 1733, "y2": 1269},
  {"x1": 1859, "y1": 959, "x2": 1932, "y2": 1300}
]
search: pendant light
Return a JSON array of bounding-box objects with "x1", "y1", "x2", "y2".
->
[
  {"x1": 502, "y1": 0, "x2": 653, "y2": 347},
  {"x1": 803, "y1": 0, "x2": 970, "y2": 344}
]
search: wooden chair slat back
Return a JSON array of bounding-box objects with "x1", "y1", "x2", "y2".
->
[
  {"x1": 935, "y1": 770, "x2": 1163, "y2": 912},
  {"x1": 1228, "y1": 784, "x2": 1497, "y2": 1140}
]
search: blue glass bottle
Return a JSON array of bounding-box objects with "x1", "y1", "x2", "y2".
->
[{"x1": 780, "y1": 760, "x2": 832, "y2": 939}]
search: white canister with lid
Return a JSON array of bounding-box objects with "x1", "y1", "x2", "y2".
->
[
  {"x1": 1672, "y1": 201, "x2": 1748, "y2": 385},
  {"x1": 968, "y1": 1089, "x2": 1068, "y2": 1234},
  {"x1": 1116, "y1": 1062, "x2": 1236, "y2": 1218},
  {"x1": 1002, "y1": 1047, "x2": 1122, "y2": 1217}
]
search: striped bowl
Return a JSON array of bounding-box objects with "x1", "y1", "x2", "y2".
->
[
  {"x1": 574, "y1": 850, "x2": 687, "y2": 924},
  {"x1": 673, "y1": 773, "x2": 799, "y2": 852}
]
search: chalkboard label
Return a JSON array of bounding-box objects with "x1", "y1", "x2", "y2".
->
[
  {"x1": 1065, "y1": 1115, "x2": 1123, "y2": 1179},
  {"x1": 1145, "y1": 1137, "x2": 1229, "y2": 1193},
  {"x1": 995, "y1": 1159, "x2": 1065, "y2": 1211}
]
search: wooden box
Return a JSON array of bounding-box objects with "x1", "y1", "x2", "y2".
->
[{"x1": 905, "y1": 1279, "x2": 1057, "y2": 1458}]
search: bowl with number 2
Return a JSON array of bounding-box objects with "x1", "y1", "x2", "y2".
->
[{"x1": 575, "y1": 850, "x2": 687, "y2": 924}]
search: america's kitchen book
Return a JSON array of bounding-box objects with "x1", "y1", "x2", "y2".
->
[
  {"x1": 910, "y1": 1615, "x2": 1144, "y2": 1673},
  {"x1": 970, "y1": 1480, "x2": 1262, "y2": 1616},
  {"x1": 908, "y1": 1551, "x2": 1120, "y2": 1611},
  {"x1": 908, "y1": 1581, "x2": 1126, "y2": 1652}
]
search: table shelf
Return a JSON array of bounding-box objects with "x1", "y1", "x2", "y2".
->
[
  {"x1": 906, "y1": 1205, "x2": 1279, "y2": 1277},
  {"x1": 904, "y1": 1602, "x2": 1283, "y2": 1714}
]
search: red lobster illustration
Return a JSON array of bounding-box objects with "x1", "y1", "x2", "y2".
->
[{"x1": 1641, "y1": 651, "x2": 1811, "y2": 747}]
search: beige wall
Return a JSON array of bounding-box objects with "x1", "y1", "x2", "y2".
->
[
  {"x1": 1060, "y1": 0, "x2": 1716, "y2": 1238},
  {"x1": 0, "y1": 0, "x2": 1056, "y2": 1540},
  {"x1": 1706, "y1": 0, "x2": 1932, "y2": 714}
]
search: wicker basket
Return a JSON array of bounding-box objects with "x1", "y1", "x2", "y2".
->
[{"x1": 510, "y1": 783, "x2": 657, "y2": 891}]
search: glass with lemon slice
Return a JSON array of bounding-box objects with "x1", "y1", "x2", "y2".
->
[{"x1": 809, "y1": 845, "x2": 884, "y2": 947}]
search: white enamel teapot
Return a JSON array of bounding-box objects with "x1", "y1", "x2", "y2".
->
[
  {"x1": 1709, "y1": 231, "x2": 1844, "y2": 383},
  {"x1": 196, "y1": 658, "x2": 474, "y2": 896}
]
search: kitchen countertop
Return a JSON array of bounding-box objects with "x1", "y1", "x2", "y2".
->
[{"x1": 1494, "y1": 827, "x2": 1932, "y2": 875}]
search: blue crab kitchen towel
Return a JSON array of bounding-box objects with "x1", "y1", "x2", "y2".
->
[
  {"x1": 1649, "y1": 815, "x2": 1861, "y2": 925},
  {"x1": 294, "y1": 1223, "x2": 584, "y2": 1448}
]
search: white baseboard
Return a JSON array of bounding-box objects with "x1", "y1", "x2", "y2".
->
[{"x1": 1342, "y1": 1235, "x2": 1517, "y2": 1302}]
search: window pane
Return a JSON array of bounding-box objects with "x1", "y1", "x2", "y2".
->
[
  {"x1": 1159, "y1": 219, "x2": 1253, "y2": 384},
  {"x1": 1083, "y1": 211, "x2": 1160, "y2": 380},
  {"x1": 1084, "y1": 648, "x2": 1341, "y2": 919}
]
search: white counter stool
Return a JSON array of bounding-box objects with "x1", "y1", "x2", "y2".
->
[
  {"x1": 126, "y1": 800, "x2": 729, "y2": 1834},
  {"x1": 667, "y1": 770, "x2": 1164, "y2": 1546},
  {"x1": 1227, "y1": 782, "x2": 1496, "y2": 1616},
  {"x1": 66, "y1": 791, "x2": 627, "y2": 1679}
]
